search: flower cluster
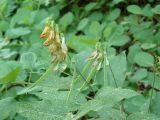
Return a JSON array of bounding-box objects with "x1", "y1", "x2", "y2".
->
[
  {"x1": 40, "y1": 18, "x2": 67, "y2": 70},
  {"x1": 87, "y1": 43, "x2": 109, "y2": 70}
]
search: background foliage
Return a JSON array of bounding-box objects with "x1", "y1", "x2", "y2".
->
[{"x1": 0, "y1": 0, "x2": 160, "y2": 120}]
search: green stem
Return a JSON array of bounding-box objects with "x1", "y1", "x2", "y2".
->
[
  {"x1": 67, "y1": 65, "x2": 77, "y2": 102},
  {"x1": 80, "y1": 64, "x2": 97, "y2": 91},
  {"x1": 103, "y1": 51, "x2": 108, "y2": 86},
  {"x1": 29, "y1": 65, "x2": 53, "y2": 88},
  {"x1": 75, "y1": 60, "x2": 93, "y2": 83},
  {"x1": 109, "y1": 63, "x2": 118, "y2": 88},
  {"x1": 28, "y1": 69, "x2": 32, "y2": 84},
  {"x1": 67, "y1": 60, "x2": 93, "y2": 101}
]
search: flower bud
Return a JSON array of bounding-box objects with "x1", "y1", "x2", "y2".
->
[
  {"x1": 43, "y1": 30, "x2": 54, "y2": 46},
  {"x1": 40, "y1": 26, "x2": 50, "y2": 39}
]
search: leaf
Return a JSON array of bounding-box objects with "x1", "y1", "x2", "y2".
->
[
  {"x1": 142, "y1": 72, "x2": 160, "y2": 90},
  {"x1": 88, "y1": 21, "x2": 101, "y2": 40},
  {"x1": 0, "y1": 0, "x2": 7, "y2": 14},
  {"x1": 0, "y1": 97, "x2": 17, "y2": 120},
  {"x1": 18, "y1": 89, "x2": 86, "y2": 120},
  {"x1": 77, "y1": 18, "x2": 89, "y2": 30},
  {"x1": 134, "y1": 52, "x2": 154, "y2": 67},
  {"x1": 74, "y1": 99, "x2": 111, "y2": 120},
  {"x1": 127, "y1": 112, "x2": 160, "y2": 120},
  {"x1": 74, "y1": 87, "x2": 139, "y2": 120},
  {"x1": 129, "y1": 68, "x2": 148, "y2": 82},
  {"x1": 142, "y1": 4, "x2": 153, "y2": 17},
  {"x1": 0, "y1": 20, "x2": 9, "y2": 31},
  {"x1": 17, "y1": 101, "x2": 66, "y2": 120},
  {"x1": 127, "y1": 43, "x2": 141, "y2": 64},
  {"x1": 153, "y1": 5, "x2": 160, "y2": 14},
  {"x1": 0, "y1": 48, "x2": 17, "y2": 59},
  {"x1": 109, "y1": 0, "x2": 125, "y2": 6},
  {"x1": 95, "y1": 87, "x2": 139, "y2": 103},
  {"x1": 123, "y1": 95, "x2": 146, "y2": 113},
  {"x1": 0, "y1": 67, "x2": 21, "y2": 84},
  {"x1": 59, "y1": 12, "x2": 74, "y2": 31},
  {"x1": 11, "y1": 8, "x2": 36, "y2": 26},
  {"x1": 97, "y1": 107, "x2": 126, "y2": 120},
  {"x1": 67, "y1": 35, "x2": 96, "y2": 52},
  {"x1": 85, "y1": 2, "x2": 97, "y2": 11},
  {"x1": 106, "y1": 8, "x2": 121, "y2": 21},
  {"x1": 127, "y1": 5, "x2": 143, "y2": 15},
  {"x1": 104, "y1": 24, "x2": 128, "y2": 46},
  {"x1": 5, "y1": 27, "x2": 31, "y2": 39},
  {"x1": 35, "y1": 90, "x2": 86, "y2": 111},
  {"x1": 141, "y1": 43, "x2": 156, "y2": 50},
  {"x1": 20, "y1": 52, "x2": 37, "y2": 70},
  {"x1": 88, "y1": 11, "x2": 103, "y2": 21},
  {"x1": 152, "y1": 92, "x2": 160, "y2": 117},
  {"x1": 109, "y1": 35, "x2": 130, "y2": 46},
  {"x1": 38, "y1": 76, "x2": 71, "y2": 91},
  {"x1": 74, "y1": 49, "x2": 92, "y2": 73},
  {"x1": 108, "y1": 52, "x2": 127, "y2": 87}
]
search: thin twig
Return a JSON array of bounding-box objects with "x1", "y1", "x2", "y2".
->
[{"x1": 109, "y1": 63, "x2": 118, "y2": 88}]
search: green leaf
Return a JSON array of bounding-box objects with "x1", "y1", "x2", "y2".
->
[
  {"x1": 141, "y1": 43, "x2": 156, "y2": 50},
  {"x1": 0, "y1": 20, "x2": 9, "y2": 31},
  {"x1": 108, "y1": 52, "x2": 127, "y2": 87},
  {"x1": 127, "y1": 5, "x2": 143, "y2": 15},
  {"x1": 74, "y1": 99, "x2": 111, "y2": 120},
  {"x1": 74, "y1": 87, "x2": 139, "y2": 120},
  {"x1": 109, "y1": 35, "x2": 130, "y2": 46},
  {"x1": 129, "y1": 68, "x2": 148, "y2": 82},
  {"x1": 11, "y1": 8, "x2": 36, "y2": 26},
  {"x1": 152, "y1": 92, "x2": 160, "y2": 117},
  {"x1": 97, "y1": 107, "x2": 126, "y2": 120},
  {"x1": 88, "y1": 11, "x2": 103, "y2": 21},
  {"x1": 77, "y1": 18, "x2": 89, "y2": 30},
  {"x1": 124, "y1": 95, "x2": 146, "y2": 113},
  {"x1": 142, "y1": 4, "x2": 153, "y2": 17},
  {"x1": 85, "y1": 2, "x2": 97, "y2": 11},
  {"x1": 20, "y1": 52, "x2": 37, "y2": 70},
  {"x1": 127, "y1": 112, "x2": 160, "y2": 120},
  {"x1": 67, "y1": 35, "x2": 96, "y2": 52},
  {"x1": 104, "y1": 24, "x2": 128, "y2": 46},
  {"x1": 109, "y1": 0, "x2": 125, "y2": 6},
  {"x1": 106, "y1": 8, "x2": 121, "y2": 21},
  {"x1": 18, "y1": 89, "x2": 86, "y2": 120},
  {"x1": 0, "y1": 97, "x2": 17, "y2": 120},
  {"x1": 0, "y1": 67, "x2": 21, "y2": 84},
  {"x1": 89, "y1": 21, "x2": 101, "y2": 40},
  {"x1": 17, "y1": 101, "x2": 66, "y2": 120},
  {"x1": 0, "y1": 48, "x2": 17, "y2": 59},
  {"x1": 134, "y1": 52, "x2": 154, "y2": 67},
  {"x1": 74, "y1": 49, "x2": 92, "y2": 73},
  {"x1": 5, "y1": 27, "x2": 31, "y2": 39},
  {"x1": 153, "y1": 5, "x2": 160, "y2": 14},
  {"x1": 59, "y1": 12, "x2": 74, "y2": 31},
  {"x1": 127, "y1": 43, "x2": 141, "y2": 64},
  {"x1": 95, "y1": 87, "x2": 139, "y2": 103},
  {"x1": 0, "y1": 0, "x2": 7, "y2": 14}
]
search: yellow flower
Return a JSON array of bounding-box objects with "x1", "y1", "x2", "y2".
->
[
  {"x1": 43, "y1": 30, "x2": 54, "y2": 46},
  {"x1": 40, "y1": 26, "x2": 50, "y2": 39}
]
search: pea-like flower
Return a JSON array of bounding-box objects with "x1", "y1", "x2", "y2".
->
[{"x1": 40, "y1": 18, "x2": 68, "y2": 71}]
